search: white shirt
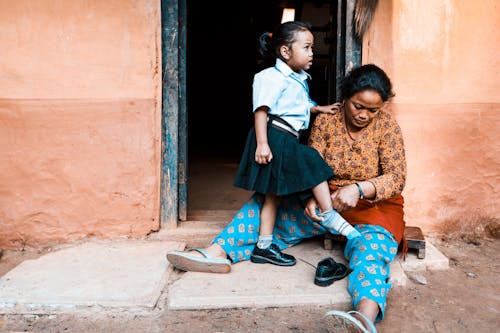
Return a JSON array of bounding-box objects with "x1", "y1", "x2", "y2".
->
[{"x1": 252, "y1": 58, "x2": 317, "y2": 131}]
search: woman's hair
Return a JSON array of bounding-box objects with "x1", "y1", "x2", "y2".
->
[
  {"x1": 257, "y1": 21, "x2": 312, "y2": 67},
  {"x1": 341, "y1": 64, "x2": 394, "y2": 102}
]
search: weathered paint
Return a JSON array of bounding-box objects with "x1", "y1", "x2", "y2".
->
[
  {"x1": 0, "y1": 1, "x2": 162, "y2": 248},
  {"x1": 178, "y1": 0, "x2": 187, "y2": 221},
  {"x1": 160, "y1": 0, "x2": 179, "y2": 227},
  {"x1": 363, "y1": 0, "x2": 500, "y2": 232},
  {"x1": 1, "y1": 0, "x2": 498, "y2": 248}
]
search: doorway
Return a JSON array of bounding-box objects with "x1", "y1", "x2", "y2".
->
[{"x1": 183, "y1": 0, "x2": 351, "y2": 222}]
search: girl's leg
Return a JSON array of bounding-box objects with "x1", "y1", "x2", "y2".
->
[
  {"x1": 312, "y1": 181, "x2": 360, "y2": 239},
  {"x1": 257, "y1": 193, "x2": 280, "y2": 248},
  {"x1": 212, "y1": 193, "x2": 327, "y2": 264},
  {"x1": 251, "y1": 193, "x2": 296, "y2": 266},
  {"x1": 311, "y1": 180, "x2": 334, "y2": 211}
]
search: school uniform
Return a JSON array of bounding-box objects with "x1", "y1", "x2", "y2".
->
[{"x1": 233, "y1": 58, "x2": 333, "y2": 196}]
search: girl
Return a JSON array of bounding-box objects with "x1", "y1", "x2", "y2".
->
[{"x1": 234, "y1": 21, "x2": 360, "y2": 266}]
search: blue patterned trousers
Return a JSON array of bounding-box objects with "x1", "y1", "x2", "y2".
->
[{"x1": 213, "y1": 193, "x2": 399, "y2": 321}]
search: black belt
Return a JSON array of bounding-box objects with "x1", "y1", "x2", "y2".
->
[{"x1": 268, "y1": 115, "x2": 300, "y2": 138}]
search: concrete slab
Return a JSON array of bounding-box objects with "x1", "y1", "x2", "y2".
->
[
  {"x1": 0, "y1": 235, "x2": 449, "y2": 315},
  {"x1": 401, "y1": 240, "x2": 449, "y2": 271},
  {"x1": 167, "y1": 237, "x2": 451, "y2": 310},
  {"x1": 168, "y1": 238, "x2": 349, "y2": 310},
  {"x1": 167, "y1": 237, "x2": 418, "y2": 310},
  {"x1": 0, "y1": 240, "x2": 184, "y2": 314},
  {"x1": 389, "y1": 260, "x2": 407, "y2": 287}
]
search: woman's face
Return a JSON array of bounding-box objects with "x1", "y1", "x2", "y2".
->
[{"x1": 344, "y1": 89, "x2": 385, "y2": 129}]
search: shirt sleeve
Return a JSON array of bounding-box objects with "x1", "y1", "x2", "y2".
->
[
  {"x1": 252, "y1": 70, "x2": 285, "y2": 113},
  {"x1": 369, "y1": 114, "x2": 407, "y2": 201},
  {"x1": 309, "y1": 96, "x2": 317, "y2": 109}
]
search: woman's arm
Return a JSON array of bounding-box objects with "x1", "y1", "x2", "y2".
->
[{"x1": 368, "y1": 113, "x2": 407, "y2": 201}]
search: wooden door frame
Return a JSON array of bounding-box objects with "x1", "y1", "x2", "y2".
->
[
  {"x1": 160, "y1": 0, "x2": 187, "y2": 227},
  {"x1": 159, "y1": 0, "x2": 360, "y2": 227},
  {"x1": 334, "y1": 0, "x2": 362, "y2": 100}
]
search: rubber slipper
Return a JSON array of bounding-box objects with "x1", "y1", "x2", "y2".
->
[
  {"x1": 323, "y1": 310, "x2": 377, "y2": 333},
  {"x1": 166, "y1": 248, "x2": 231, "y2": 273}
]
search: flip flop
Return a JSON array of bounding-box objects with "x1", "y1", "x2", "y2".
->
[
  {"x1": 324, "y1": 310, "x2": 377, "y2": 333},
  {"x1": 166, "y1": 248, "x2": 231, "y2": 273}
]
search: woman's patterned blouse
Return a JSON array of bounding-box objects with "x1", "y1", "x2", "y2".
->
[{"x1": 308, "y1": 110, "x2": 407, "y2": 202}]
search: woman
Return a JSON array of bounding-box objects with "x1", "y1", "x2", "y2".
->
[{"x1": 167, "y1": 64, "x2": 406, "y2": 333}]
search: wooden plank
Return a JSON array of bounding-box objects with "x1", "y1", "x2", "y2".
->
[
  {"x1": 345, "y1": 0, "x2": 362, "y2": 72},
  {"x1": 405, "y1": 226, "x2": 426, "y2": 259},
  {"x1": 334, "y1": 0, "x2": 346, "y2": 101},
  {"x1": 160, "y1": 0, "x2": 179, "y2": 226},
  {"x1": 333, "y1": 0, "x2": 362, "y2": 101},
  {"x1": 178, "y1": 0, "x2": 187, "y2": 221}
]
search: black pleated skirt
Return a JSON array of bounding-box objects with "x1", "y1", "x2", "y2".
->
[{"x1": 233, "y1": 124, "x2": 334, "y2": 196}]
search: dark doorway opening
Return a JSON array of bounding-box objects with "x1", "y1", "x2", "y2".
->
[{"x1": 185, "y1": 0, "x2": 338, "y2": 217}]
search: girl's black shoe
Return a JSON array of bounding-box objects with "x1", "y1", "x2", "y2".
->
[
  {"x1": 250, "y1": 244, "x2": 296, "y2": 266},
  {"x1": 314, "y1": 257, "x2": 352, "y2": 287}
]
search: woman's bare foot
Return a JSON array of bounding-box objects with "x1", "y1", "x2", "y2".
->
[
  {"x1": 166, "y1": 243, "x2": 231, "y2": 273},
  {"x1": 206, "y1": 243, "x2": 228, "y2": 259},
  {"x1": 178, "y1": 243, "x2": 226, "y2": 259}
]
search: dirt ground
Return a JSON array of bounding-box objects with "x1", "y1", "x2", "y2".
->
[{"x1": 0, "y1": 230, "x2": 499, "y2": 333}]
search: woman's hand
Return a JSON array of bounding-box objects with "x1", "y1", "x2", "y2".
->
[
  {"x1": 311, "y1": 102, "x2": 342, "y2": 115},
  {"x1": 331, "y1": 184, "x2": 360, "y2": 212},
  {"x1": 255, "y1": 143, "x2": 273, "y2": 164}
]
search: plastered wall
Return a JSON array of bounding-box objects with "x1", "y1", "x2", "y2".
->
[
  {"x1": 0, "y1": 1, "x2": 161, "y2": 248},
  {"x1": 363, "y1": 0, "x2": 500, "y2": 232}
]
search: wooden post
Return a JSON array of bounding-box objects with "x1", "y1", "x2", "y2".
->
[
  {"x1": 345, "y1": 0, "x2": 362, "y2": 72},
  {"x1": 178, "y1": 0, "x2": 187, "y2": 221},
  {"x1": 160, "y1": 0, "x2": 179, "y2": 226},
  {"x1": 333, "y1": 0, "x2": 361, "y2": 101}
]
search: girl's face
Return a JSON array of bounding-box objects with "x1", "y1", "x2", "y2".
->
[
  {"x1": 344, "y1": 89, "x2": 385, "y2": 129},
  {"x1": 281, "y1": 30, "x2": 314, "y2": 73}
]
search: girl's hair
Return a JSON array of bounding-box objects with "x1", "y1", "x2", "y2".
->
[
  {"x1": 257, "y1": 21, "x2": 312, "y2": 67},
  {"x1": 341, "y1": 64, "x2": 394, "y2": 102}
]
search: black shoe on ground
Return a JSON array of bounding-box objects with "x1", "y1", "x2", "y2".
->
[
  {"x1": 250, "y1": 243, "x2": 296, "y2": 266},
  {"x1": 314, "y1": 257, "x2": 352, "y2": 287}
]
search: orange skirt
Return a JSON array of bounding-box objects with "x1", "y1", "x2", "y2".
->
[{"x1": 329, "y1": 185, "x2": 406, "y2": 245}]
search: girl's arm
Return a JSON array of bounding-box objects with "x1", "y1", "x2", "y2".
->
[
  {"x1": 311, "y1": 102, "x2": 342, "y2": 114},
  {"x1": 254, "y1": 107, "x2": 273, "y2": 164}
]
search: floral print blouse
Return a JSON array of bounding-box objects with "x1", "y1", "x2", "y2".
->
[{"x1": 308, "y1": 110, "x2": 407, "y2": 202}]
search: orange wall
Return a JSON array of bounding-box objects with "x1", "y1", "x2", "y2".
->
[
  {"x1": 363, "y1": 0, "x2": 500, "y2": 232},
  {"x1": 0, "y1": 1, "x2": 161, "y2": 248}
]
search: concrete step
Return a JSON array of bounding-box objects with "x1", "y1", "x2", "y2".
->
[
  {"x1": 167, "y1": 238, "x2": 449, "y2": 310},
  {"x1": 148, "y1": 220, "x2": 229, "y2": 248},
  {"x1": 0, "y1": 240, "x2": 185, "y2": 314},
  {"x1": 187, "y1": 209, "x2": 238, "y2": 221}
]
